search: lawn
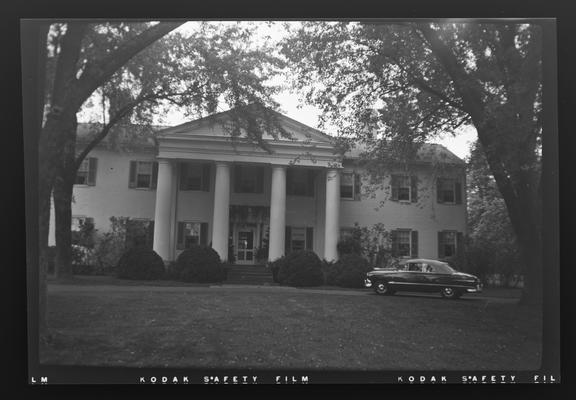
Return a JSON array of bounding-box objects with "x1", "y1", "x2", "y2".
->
[{"x1": 41, "y1": 281, "x2": 542, "y2": 370}]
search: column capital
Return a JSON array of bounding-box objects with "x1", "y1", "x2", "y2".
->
[
  {"x1": 215, "y1": 161, "x2": 231, "y2": 168},
  {"x1": 271, "y1": 164, "x2": 287, "y2": 170},
  {"x1": 156, "y1": 158, "x2": 173, "y2": 165}
]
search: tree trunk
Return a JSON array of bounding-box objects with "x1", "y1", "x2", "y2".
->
[{"x1": 53, "y1": 172, "x2": 75, "y2": 280}]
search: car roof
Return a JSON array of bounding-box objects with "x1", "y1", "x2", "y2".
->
[{"x1": 398, "y1": 259, "x2": 449, "y2": 266}]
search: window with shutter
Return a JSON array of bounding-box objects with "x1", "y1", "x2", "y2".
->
[
  {"x1": 439, "y1": 231, "x2": 457, "y2": 258},
  {"x1": 177, "y1": 221, "x2": 205, "y2": 249},
  {"x1": 391, "y1": 229, "x2": 414, "y2": 257},
  {"x1": 75, "y1": 159, "x2": 90, "y2": 185},
  {"x1": 180, "y1": 162, "x2": 207, "y2": 191},
  {"x1": 340, "y1": 172, "x2": 354, "y2": 199},
  {"x1": 130, "y1": 161, "x2": 156, "y2": 189},
  {"x1": 391, "y1": 175, "x2": 411, "y2": 202},
  {"x1": 437, "y1": 178, "x2": 459, "y2": 204}
]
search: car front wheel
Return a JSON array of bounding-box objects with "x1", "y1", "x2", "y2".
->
[
  {"x1": 374, "y1": 282, "x2": 394, "y2": 295},
  {"x1": 440, "y1": 287, "x2": 462, "y2": 299}
]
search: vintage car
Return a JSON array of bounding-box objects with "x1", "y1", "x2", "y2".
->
[{"x1": 364, "y1": 258, "x2": 482, "y2": 299}]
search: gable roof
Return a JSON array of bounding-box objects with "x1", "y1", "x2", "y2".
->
[{"x1": 156, "y1": 103, "x2": 334, "y2": 145}]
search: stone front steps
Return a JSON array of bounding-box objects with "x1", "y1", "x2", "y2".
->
[{"x1": 225, "y1": 264, "x2": 275, "y2": 285}]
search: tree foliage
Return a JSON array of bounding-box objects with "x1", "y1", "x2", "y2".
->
[{"x1": 282, "y1": 21, "x2": 543, "y2": 303}]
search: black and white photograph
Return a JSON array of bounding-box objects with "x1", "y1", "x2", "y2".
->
[{"x1": 17, "y1": 7, "x2": 563, "y2": 387}]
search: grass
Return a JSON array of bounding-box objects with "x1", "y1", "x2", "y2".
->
[{"x1": 41, "y1": 280, "x2": 542, "y2": 370}]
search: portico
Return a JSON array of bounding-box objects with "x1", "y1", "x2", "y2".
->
[{"x1": 151, "y1": 109, "x2": 343, "y2": 264}]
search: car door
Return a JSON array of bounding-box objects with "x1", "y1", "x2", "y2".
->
[
  {"x1": 424, "y1": 263, "x2": 453, "y2": 288},
  {"x1": 404, "y1": 262, "x2": 427, "y2": 290}
]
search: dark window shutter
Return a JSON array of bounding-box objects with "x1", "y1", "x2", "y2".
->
[
  {"x1": 179, "y1": 162, "x2": 188, "y2": 190},
  {"x1": 200, "y1": 222, "x2": 209, "y2": 246},
  {"x1": 202, "y1": 163, "x2": 211, "y2": 192},
  {"x1": 436, "y1": 179, "x2": 443, "y2": 203},
  {"x1": 147, "y1": 220, "x2": 155, "y2": 250},
  {"x1": 256, "y1": 167, "x2": 264, "y2": 193},
  {"x1": 177, "y1": 222, "x2": 185, "y2": 250},
  {"x1": 391, "y1": 175, "x2": 399, "y2": 201},
  {"x1": 306, "y1": 227, "x2": 314, "y2": 250},
  {"x1": 455, "y1": 181, "x2": 463, "y2": 204},
  {"x1": 411, "y1": 230, "x2": 418, "y2": 258},
  {"x1": 410, "y1": 176, "x2": 418, "y2": 203},
  {"x1": 354, "y1": 173, "x2": 361, "y2": 201},
  {"x1": 87, "y1": 158, "x2": 97, "y2": 186},
  {"x1": 438, "y1": 232, "x2": 445, "y2": 259},
  {"x1": 234, "y1": 165, "x2": 242, "y2": 192},
  {"x1": 128, "y1": 161, "x2": 137, "y2": 188},
  {"x1": 151, "y1": 162, "x2": 159, "y2": 189},
  {"x1": 307, "y1": 170, "x2": 316, "y2": 197},
  {"x1": 390, "y1": 230, "x2": 398, "y2": 257},
  {"x1": 285, "y1": 226, "x2": 292, "y2": 255}
]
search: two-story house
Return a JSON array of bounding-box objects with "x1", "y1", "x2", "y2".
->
[{"x1": 48, "y1": 106, "x2": 467, "y2": 264}]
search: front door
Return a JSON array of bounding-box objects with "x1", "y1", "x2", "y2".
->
[{"x1": 236, "y1": 229, "x2": 255, "y2": 264}]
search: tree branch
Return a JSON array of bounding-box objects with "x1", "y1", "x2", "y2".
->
[
  {"x1": 72, "y1": 22, "x2": 184, "y2": 110},
  {"x1": 415, "y1": 23, "x2": 486, "y2": 123}
]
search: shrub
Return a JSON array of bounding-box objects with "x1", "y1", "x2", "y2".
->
[
  {"x1": 116, "y1": 246, "x2": 165, "y2": 280},
  {"x1": 174, "y1": 245, "x2": 227, "y2": 283},
  {"x1": 328, "y1": 254, "x2": 373, "y2": 288},
  {"x1": 277, "y1": 250, "x2": 323, "y2": 287},
  {"x1": 268, "y1": 256, "x2": 287, "y2": 284}
]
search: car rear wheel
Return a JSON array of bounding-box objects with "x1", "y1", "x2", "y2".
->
[
  {"x1": 374, "y1": 282, "x2": 394, "y2": 295},
  {"x1": 440, "y1": 287, "x2": 462, "y2": 299}
]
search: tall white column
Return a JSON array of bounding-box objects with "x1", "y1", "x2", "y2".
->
[
  {"x1": 212, "y1": 162, "x2": 230, "y2": 261},
  {"x1": 153, "y1": 159, "x2": 174, "y2": 262},
  {"x1": 324, "y1": 168, "x2": 341, "y2": 262},
  {"x1": 268, "y1": 165, "x2": 286, "y2": 261}
]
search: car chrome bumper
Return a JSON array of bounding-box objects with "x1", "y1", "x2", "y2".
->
[
  {"x1": 364, "y1": 278, "x2": 373, "y2": 288},
  {"x1": 466, "y1": 284, "x2": 483, "y2": 293}
]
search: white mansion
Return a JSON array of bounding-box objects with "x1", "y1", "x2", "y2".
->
[{"x1": 48, "y1": 107, "x2": 467, "y2": 264}]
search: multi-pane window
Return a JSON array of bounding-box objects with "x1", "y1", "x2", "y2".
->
[
  {"x1": 285, "y1": 226, "x2": 313, "y2": 253},
  {"x1": 340, "y1": 172, "x2": 354, "y2": 199},
  {"x1": 287, "y1": 169, "x2": 315, "y2": 196},
  {"x1": 177, "y1": 221, "x2": 208, "y2": 250},
  {"x1": 396, "y1": 230, "x2": 411, "y2": 257},
  {"x1": 290, "y1": 227, "x2": 307, "y2": 251},
  {"x1": 76, "y1": 159, "x2": 90, "y2": 185},
  {"x1": 180, "y1": 162, "x2": 210, "y2": 191},
  {"x1": 234, "y1": 165, "x2": 264, "y2": 193},
  {"x1": 390, "y1": 175, "x2": 417, "y2": 202},
  {"x1": 129, "y1": 161, "x2": 158, "y2": 189},
  {"x1": 439, "y1": 231, "x2": 457, "y2": 258},
  {"x1": 391, "y1": 229, "x2": 418, "y2": 258},
  {"x1": 397, "y1": 176, "x2": 411, "y2": 201},
  {"x1": 437, "y1": 178, "x2": 462, "y2": 204},
  {"x1": 75, "y1": 158, "x2": 97, "y2": 186},
  {"x1": 136, "y1": 162, "x2": 153, "y2": 188}
]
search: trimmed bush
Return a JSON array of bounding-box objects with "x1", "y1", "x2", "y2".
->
[
  {"x1": 277, "y1": 250, "x2": 323, "y2": 287},
  {"x1": 116, "y1": 246, "x2": 165, "y2": 280},
  {"x1": 328, "y1": 254, "x2": 373, "y2": 288},
  {"x1": 268, "y1": 256, "x2": 287, "y2": 284},
  {"x1": 174, "y1": 245, "x2": 227, "y2": 283}
]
